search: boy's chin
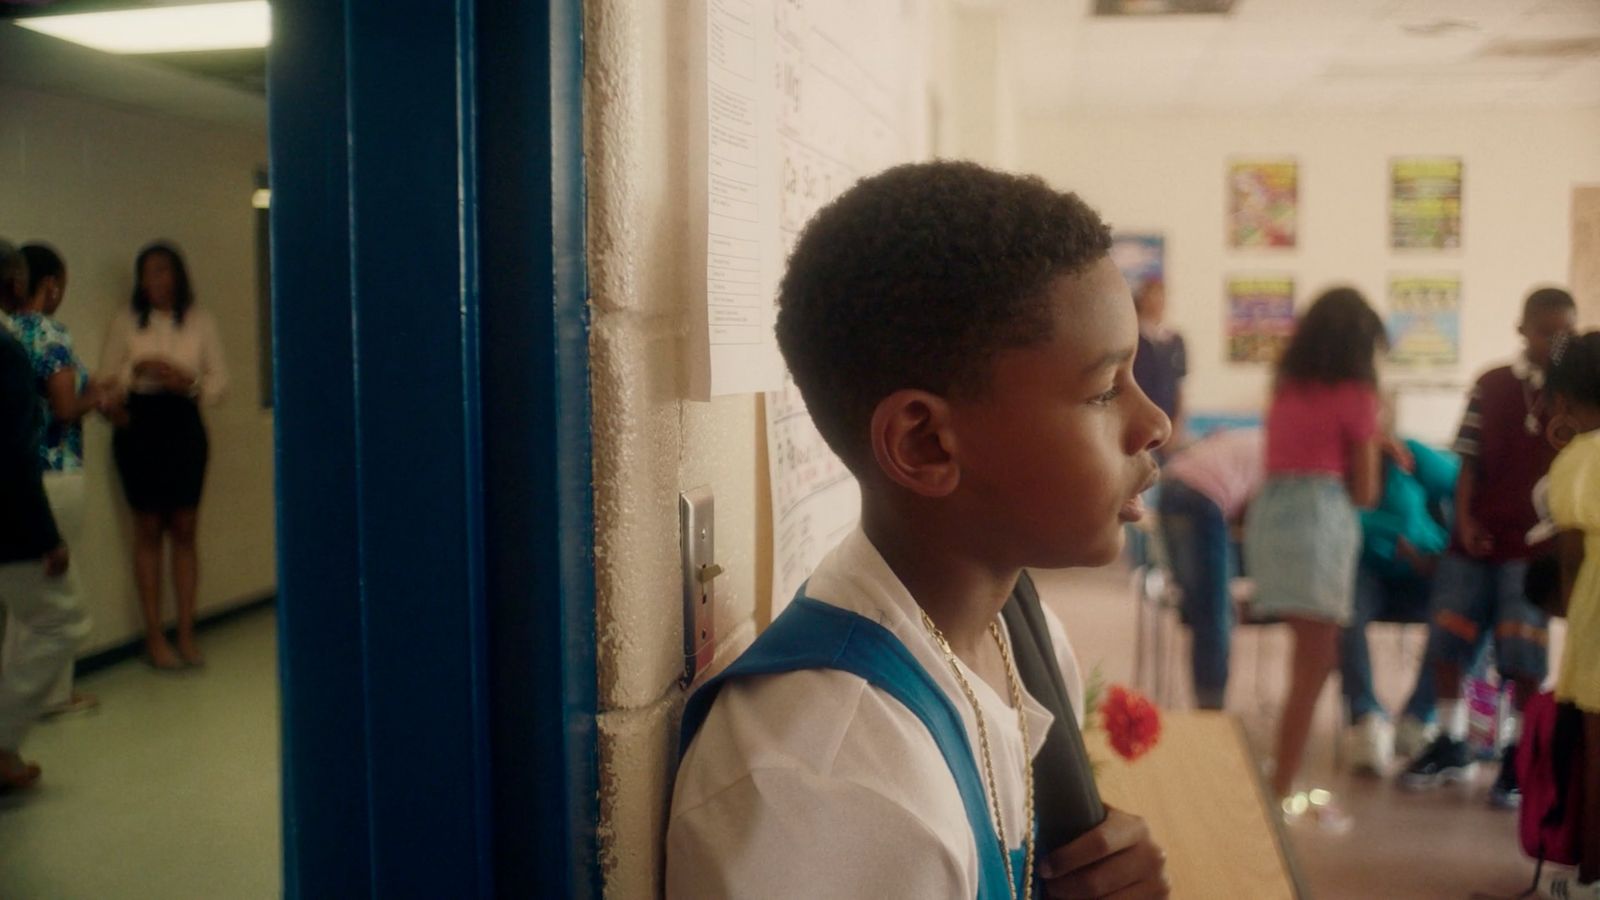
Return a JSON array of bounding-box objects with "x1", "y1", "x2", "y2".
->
[
  {"x1": 1034, "y1": 528, "x2": 1125, "y2": 570},
  {"x1": 1082, "y1": 536, "x2": 1127, "y2": 569}
]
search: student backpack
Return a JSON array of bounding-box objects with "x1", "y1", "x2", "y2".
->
[
  {"x1": 680, "y1": 593, "x2": 1030, "y2": 899},
  {"x1": 1001, "y1": 571, "x2": 1108, "y2": 851},
  {"x1": 1516, "y1": 690, "x2": 1584, "y2": 874}
]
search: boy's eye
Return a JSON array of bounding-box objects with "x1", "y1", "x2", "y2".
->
[{"x1": 1091, "y1": 385, "x2": 1122, "y2": 406}]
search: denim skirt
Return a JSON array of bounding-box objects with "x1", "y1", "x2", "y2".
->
[{"x1": 1243, "y1": 475, "x2": 1360, "y2": 625}]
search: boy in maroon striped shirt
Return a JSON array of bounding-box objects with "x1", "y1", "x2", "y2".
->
[{"x1": 1399, "y1": 287, "x2": 1577, "y2": 808}]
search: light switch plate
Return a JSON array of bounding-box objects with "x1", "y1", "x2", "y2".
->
[{"x1": 680, "y1": 487, "x2": 716, "y2": 685}]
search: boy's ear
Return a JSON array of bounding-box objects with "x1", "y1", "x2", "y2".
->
[{"x1": 869, "y1": 389, "x2": 960, "y2": 498}]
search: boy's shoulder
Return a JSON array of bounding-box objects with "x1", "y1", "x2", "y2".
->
[
  {"x1": 1471, "y1": 362, "x2": 1521, "y2": 391},
  {"x1": 671, "y1": 665, "x2": 965, "y2": 822}
]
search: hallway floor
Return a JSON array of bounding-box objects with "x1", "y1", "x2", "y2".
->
[
  {"x1": 0, "y1": 607, "x2": 280, "y2": 899},
  {"x1": 1036, "y1": 564, "x2": 1566, "y2": 900}
]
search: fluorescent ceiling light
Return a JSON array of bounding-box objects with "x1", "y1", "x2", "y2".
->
[{"x1": 16, "y1": 2, "x2": 270, "y2": 54}]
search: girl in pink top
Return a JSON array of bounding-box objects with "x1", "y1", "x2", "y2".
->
[{"x1": 1244, "y1": 287, "x2": 1386, "y2": 805}]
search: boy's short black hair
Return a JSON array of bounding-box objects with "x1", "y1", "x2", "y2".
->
[
  {"x1": 1523, "y1": 286, "x2": 1576, "y2": 322},
  {"x1": 775, "y1": 161, "x2": 1112, "y2": 469}
]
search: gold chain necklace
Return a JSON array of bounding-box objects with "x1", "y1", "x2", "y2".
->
[{"x1": 920, "y1": 610, "x2": 1036, "y2": 900}]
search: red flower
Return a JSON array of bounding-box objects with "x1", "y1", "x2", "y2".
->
[{"x1": 1101, "y1": 684, "x2": 1161, "y2": 762}]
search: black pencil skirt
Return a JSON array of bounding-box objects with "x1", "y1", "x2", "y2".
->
[{"x1": 112, "y1": 392, "x2": 210, "y2": 514}]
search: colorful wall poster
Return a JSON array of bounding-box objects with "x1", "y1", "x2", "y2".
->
[
  {"x1": 1391, "y1": 157, "x2": 1462, "y2": 250},
  {"x1": 1111, "y1": 232, "x2": 1165, "y2": 297},
  {"x1": 1226, "y1": 275, "x2": 1295, "y2": 363},
  {"x1": 1227, "y1": 159, "x2": 1297, "y2": 249},
  {"x1": 1387, "y1": 275, "x2": 1461, "y2": 366}
]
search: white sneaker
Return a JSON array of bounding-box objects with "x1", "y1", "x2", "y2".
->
[
  {"x1": 1345, "y1": 713, "x2": 1395, "y2": 776},
  {"x1": 1395, "y1": 715, "x2": 1438, "y2": 761},
  {"x1": 1541, "y1": 870, "x2": 1600, "y2": 900}
]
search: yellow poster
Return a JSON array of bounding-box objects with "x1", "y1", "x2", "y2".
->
[{"x1": 1391, "y1": 158, "x2": 1463, "y2": 250}]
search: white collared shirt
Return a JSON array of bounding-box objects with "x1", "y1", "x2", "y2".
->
[
  {"x1": 99, "y1": 308, "x2": 228, "y2": 405},
  {"x1": 665, "y1": 528, "x2": 1083, "y2": 899}
]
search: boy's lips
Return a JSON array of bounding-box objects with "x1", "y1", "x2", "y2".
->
[{"x1": 1119, "y1": 469, "x2": 1160, "y2": 524}]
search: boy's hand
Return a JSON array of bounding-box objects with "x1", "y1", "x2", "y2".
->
[
  {"x1": 1396, "y1": 538, "x2": 1441, "y2": 578},
  {"x1": 1381, "y1": 435, "x2": 1415, "y2": 473},
  {"x1": 1038, "y1": 807, "x2": 1170, "y2": 899},
  {"x1": 1458, "y1": 513, "x2": 1494, "y2": 557}
]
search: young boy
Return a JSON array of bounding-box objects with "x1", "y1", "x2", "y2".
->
[
  {"x1": 666, "y1": 163, "x2": 1171, "y2": 898},
  {"x1": 1400, "y1": 288, "x2": 1578, "y2": 807}
]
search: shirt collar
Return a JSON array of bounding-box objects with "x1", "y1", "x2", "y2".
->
[
  {"x1": 805, "y1": 527, "x2": 1054, "y2": 758},
  {"x1": 1512, "y1": 353, "x2": 1545, "y2": 389}
]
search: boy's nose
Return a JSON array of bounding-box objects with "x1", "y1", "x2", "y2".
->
[
  {"x1": 1127, "y1": 385, "x2": 1171, "y2": 455},
  {"x1": 1144, "y1": 406, "x2": 1173, "y2": 454}
]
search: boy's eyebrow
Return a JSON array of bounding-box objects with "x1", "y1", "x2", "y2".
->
[{"x1": 1081, "y1": 348, "x2": 1134, "y2": 376}]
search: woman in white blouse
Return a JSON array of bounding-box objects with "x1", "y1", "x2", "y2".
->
[{"x1": 99, "y1": 243, "x2": 227, "y2": 669}]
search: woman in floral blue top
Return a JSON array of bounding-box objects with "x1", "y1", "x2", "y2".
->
[
  {"x1": 0, "y1": 244, "x2": 104, "y2": 714},
  {"x1": 6, "y1": 247, "x2": 104, "y2": 473}
]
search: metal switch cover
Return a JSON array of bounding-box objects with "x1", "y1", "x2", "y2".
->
[{"x1": 680, "y1": 487, "x2": 717, "y2": 685}]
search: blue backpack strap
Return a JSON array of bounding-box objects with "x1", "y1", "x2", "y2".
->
[{"x1": 680, "y1": 594, "x2": 1020, "y2": 900}]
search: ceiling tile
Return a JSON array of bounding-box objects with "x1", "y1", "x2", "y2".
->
[
  {"x1": 1503, "y1": 8, "x2": 1600, "y2": 40},
  {"x1": 1006, "y1": 0, "x2": 1600, "y2": 112}
]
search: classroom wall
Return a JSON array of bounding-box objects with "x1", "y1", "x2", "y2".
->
[
  {"x1": 931, "y1": 2, "x2": 1018, "y2": 167},
  {"x1": 0, "y1": 85, "x2": 274, "y2": 654},
  {"x1": 1016, "y1": 109, "x2": 1600, "y2": 443}
]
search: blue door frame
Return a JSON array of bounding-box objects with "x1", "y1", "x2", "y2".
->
[{"x1": 268, "y1": 1, "x2": 596, "y2": 895}]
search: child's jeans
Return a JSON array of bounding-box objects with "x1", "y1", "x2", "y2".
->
[
  {"x1": 1340, "y1": 567, "x2": 1437, "y2": 725},
  {"x1": 1158, "y1": 480, "x2": 1233, "y2": 710},
  {"x1": 1425, "y1": 554, "x2": 1549, "y2": 684}
]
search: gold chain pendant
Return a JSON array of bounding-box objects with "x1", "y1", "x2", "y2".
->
[{"x1": 920, "y1": 610, "x2": 1037, "y2": 900}]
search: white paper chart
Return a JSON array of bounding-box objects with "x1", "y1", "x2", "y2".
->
[
  {"x1": 759, "y1": 0, "x2": 928, "y2": 617},
  {"x1": 704, "y1": 0, "x2": 784, "y2": 396},
  {"x1": 766, "y1": 375, "x2": 860, "y2": 612}
]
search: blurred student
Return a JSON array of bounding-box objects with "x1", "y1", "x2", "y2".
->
[
  {"x1": 1400, "y1": 288, "x2": 1577, "y2": 809},
  {"x1": 99, "y1": 243, "x2": 228, "y2": 669},
  {"x1": 0, "y1": 239, "x2": 89, "y2": 789},
  {"x1": 1341, "y1": 437, "x2": 1462, "y2": 774},
  {"x1": 1158, "y1": 427, "x2": 1264, "y2": 710},
  {"x1": 1131, "y1": 278, "x2": 1187, "y2": 447},
  {"x1": 1245, "y1": 288, "x2": 1387, "y2": 806},
  {"x1": 1537, "y1": 330, "x2": 1600, "y2": 900},
  {"x1": 0, "y1": 243, "x2": 101, "y2": 714}
]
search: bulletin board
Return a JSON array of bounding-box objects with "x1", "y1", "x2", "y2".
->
[{"x1": 699, "y1": 0, "x2": 930, "y2": 619}]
